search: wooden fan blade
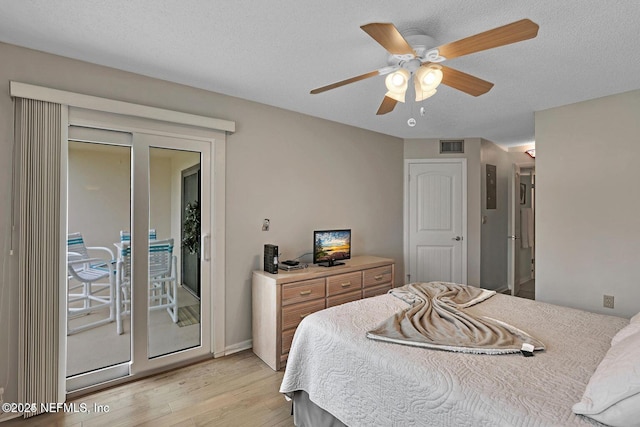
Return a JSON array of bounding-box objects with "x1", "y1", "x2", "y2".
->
[
  {"x1": 438, "y1": 19, "x2": 539, "y2": 60},
  {"x1": 440, "y1": 65, "x2": 494, "y2": 96},
  {"x1": 310, "y1": 70, "x2": 380, "y2": 94},
  {"x1": 361, "y1": 23, "x2": 417, "y2": 56},
  {"x1": 377, "y1": 96, "x2": 398, "y2": 115}
]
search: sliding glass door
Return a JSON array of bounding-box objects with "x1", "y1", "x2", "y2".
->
[{"x1": 65, "y1": 126, "x2": 211, "y2": 392}]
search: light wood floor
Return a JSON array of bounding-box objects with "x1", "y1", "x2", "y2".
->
[
  {"x1": 515, "y1": 279, "x2": 535, "y2": 300},
  {"x1": 3, "y1": 350, "x2": 294, "y2": 427}
]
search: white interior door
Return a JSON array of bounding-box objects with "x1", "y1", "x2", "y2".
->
[
  {"x1": 405, "y1": 160, "x2": 467, "y2": 284},
  {"x1": 507, "y1": 164, "x2": 521, "y2": 295}
]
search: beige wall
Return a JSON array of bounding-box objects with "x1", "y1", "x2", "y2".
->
[
  {"x1": 0, "y1": 42, "x2": 404, "y2": 403},
  {"x1": 403, "y1": 138, "x2": 482, "y2": 285},
  {"x1": 67, "y1": 144, "x2": 174, "y2": 250},
  {"x1": 536, "y1": 88, "x2": 640, "y2": 318},
  {"x1": 149, "y1": 154, "x2": 172, "y2": 241},
  {"x1": 68, "y1": 143, "x2": 131, "y2": 250}
]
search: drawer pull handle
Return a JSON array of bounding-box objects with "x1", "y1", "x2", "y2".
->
[
  {"x1": 341, "y1": 282, "x2": 352, "y2": 288},
  {"x1": 374, "y1": 275, "x2": 384, "y2": 280},
  {"x1": 300, "y1": 312, "x2": 312, "y2": 319},
  {"x1": 299, "y1": 290, "x2": 312, "y2": 296}
]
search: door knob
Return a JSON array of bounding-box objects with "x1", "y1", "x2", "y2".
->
[{"x1": 452, "y1": 236, "x2": 462, "y2": 241}]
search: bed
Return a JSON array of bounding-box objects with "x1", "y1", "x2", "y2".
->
[{"x1": 280, "y1": 283, "x2": 639, "y2": 426}]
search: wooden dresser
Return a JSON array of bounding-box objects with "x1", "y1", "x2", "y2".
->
[{"x1": 252, "y1": 255, "x2": 395, "y2": 370}]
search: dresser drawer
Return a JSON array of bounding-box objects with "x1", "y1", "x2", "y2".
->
[
  {"x1": 327, "y1": 288, "x2": 362, "y2": 307},
  {"x1": 282, "y1": 278, "x2": 325, "y2": 306},
  {"x1": 281, "y1": 328, "x2": 296, "y2": 354},
  {"x1": 326, "y1": 271, "x2": 362, "y2": 296},
  {"x1": 282, "y1": 299, "x2": 325, "y2": 331},
  {"x1": 363, "y1": 283, "x2": 392, "y2": 298},
  {"x1": 363, "y1": 265, "x2": 393, "y2": 288}
]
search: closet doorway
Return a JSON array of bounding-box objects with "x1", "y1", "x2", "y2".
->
[{"x1": 507, "y1": 163, "x2": 535, "y2": 299}]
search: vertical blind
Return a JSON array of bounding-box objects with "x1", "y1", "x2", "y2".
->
[{"x1": 15, "y1": 98, "x2": 62, "y2": 417}]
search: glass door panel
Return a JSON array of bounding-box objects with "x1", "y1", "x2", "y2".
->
[
  {"x1": 66, "y1": 140, "x2": 131, "y2": 378},
  {"x1": 148, "y1": 147, "x2": 203, "y2": 358}
]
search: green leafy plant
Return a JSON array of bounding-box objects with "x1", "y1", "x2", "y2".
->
[{"x1": 182, "y1": 200, "x2": 200, "y2": 255}]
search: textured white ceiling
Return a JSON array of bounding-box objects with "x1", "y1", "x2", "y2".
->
[{"x1": 1, "y1": 1, "x2": 640, "y2": 148}]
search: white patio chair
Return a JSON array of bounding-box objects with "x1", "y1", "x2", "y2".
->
[
  {"x1": 66, "y1": 232, "x2": 116, "y2": 335},
  {"x1": 119, "y1": 229, "x2": 157, "y2": 244},
  {"x1": 115, "y1": 237, "x2": 178, "y2": 335},
  {"x1": 148, "y1": 238, "x2": 178, "y2": 323}
]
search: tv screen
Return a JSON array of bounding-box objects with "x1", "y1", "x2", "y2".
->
[{"x1": 313, "y1": 229, "x2": 351, "y2": 267}]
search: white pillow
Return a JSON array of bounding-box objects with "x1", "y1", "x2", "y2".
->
[
  {"x1": 573, "y1": 331, "x2": 640, "y2": 426},
  {"x1": 611, "y1": 321, "x2": 640, "y2": 346},
  {"x1": 630, "y1": 311, "x2": 640, "y2": 324},
  {"x1": 584, "y1": 395, "x2": 640, "y2": 427}
]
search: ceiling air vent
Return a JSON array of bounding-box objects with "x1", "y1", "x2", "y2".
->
[{"x1": 440, "y1": 140, "x2": 464, "y2": 154}]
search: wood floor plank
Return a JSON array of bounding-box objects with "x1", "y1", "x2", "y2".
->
[{"x1": 2, "y1": 351, "x2": 294, "y2": 427}]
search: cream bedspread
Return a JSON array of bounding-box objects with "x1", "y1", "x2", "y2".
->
[
  {"x1": 367, "y1": 282, "x2": 545, "y2": 354},
  {"x1": 280, "y1": 292, "x2": 628, "y2": 426}
]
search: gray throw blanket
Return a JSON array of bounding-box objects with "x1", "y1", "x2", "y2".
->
[{"x1": 367, "y1": 282, "x2": 545, "y2": 354}]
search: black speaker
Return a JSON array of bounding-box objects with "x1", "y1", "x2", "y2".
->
[{"x1": 264, "y1": 244, "x2": 278, "y2": 274}]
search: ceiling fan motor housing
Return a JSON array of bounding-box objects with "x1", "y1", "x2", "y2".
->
[{"x1": 388, "y1": 35, "x2": 446, "y2": 73}]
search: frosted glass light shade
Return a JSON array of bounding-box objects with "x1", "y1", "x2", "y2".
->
[
  {"x1": 415, "y1": 84, "x2": 437, "y2": 102},
  {"x1": 415, "y1": 65, "x2": 443, "y2": 101},
  {"x1": 384, "y1": 69, "x2": 410, "y2": 103}
]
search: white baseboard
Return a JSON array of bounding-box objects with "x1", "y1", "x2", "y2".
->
[
  {"x1": 225, "y1": 339, "x2": 252, "y2": 356},
  {"x1": 494, "y1": 286, "x2": 510, "y2": 295},
  {"x1": 0, "y1": 412, "x2": 21, "y2": 422},
  {"x1": 519, "y1": 276, "x2": 533, "y2": 285}
]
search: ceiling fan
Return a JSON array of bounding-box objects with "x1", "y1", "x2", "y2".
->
[{"x1": 310, "y1": 19, "x2": 539, "y2": 115}]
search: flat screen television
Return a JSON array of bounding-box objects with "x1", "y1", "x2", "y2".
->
[{"x1": 313, "y1": 229, "x2": 351, "y2": 267}]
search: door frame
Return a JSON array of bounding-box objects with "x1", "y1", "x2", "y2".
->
[
  {"x1": 63, "y1": 107, "x2": 226, "y2": 394},
  {"x1": 403, "y1": 158, "x2": 467, "y2": 284},
  {"x1": 181, "y1": 163, "x2": 202, "y2": 298}
]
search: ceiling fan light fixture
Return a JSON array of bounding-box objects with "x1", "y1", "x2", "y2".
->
[
  {"x1": 385, "y1": 90, "x2": 406, "y2": 103},
  {"x1": 391, "y1": 72, "x2": 406, "y2": 87},
  {"x1": 414, "y1": 65, "x2": 443, "y2": 101},
  {"x1": 415, "y1": 87, "x2": 437, "y2": 102},
  {"x1": 416, "y1": 65, "x2": 443, "y2": 91},
  {"x1": 423, "y1": 72, "x2": 436, "y2": 85},
  {"x1": 385, "y1": 69, "x2": 410, "y2": 102}
]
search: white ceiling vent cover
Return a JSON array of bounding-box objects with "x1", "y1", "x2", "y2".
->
[{"x1": 440, "y1": 140, "x2": 464, "y2": 154}]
